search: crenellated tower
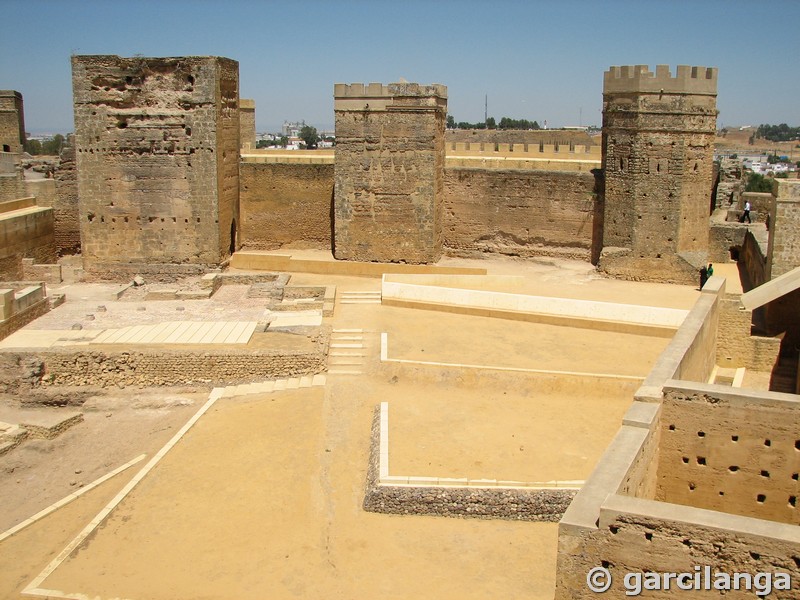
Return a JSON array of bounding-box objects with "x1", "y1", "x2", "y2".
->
[
  {"x1": 599, "y1": 65, "x2": 718, "y2": 283},
  {"x1": 333, "y1": 82, "x2": 447, "y2": 263}
]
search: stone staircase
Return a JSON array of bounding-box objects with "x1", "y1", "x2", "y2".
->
[
  {"x1": 770, "y1": 354, "x2": 799, "y2": 394},
  {"x1": 219, "y1": 374, "x2": 326, "y2": 399},
  {"x1": 327, "y1": 329, "x2": 366, "y2": 375},
  {"x1": 339, "y1": 290, "x2": 381, "y2": 304}
]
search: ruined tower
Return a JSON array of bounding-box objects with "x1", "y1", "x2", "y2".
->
[
  {"x1": 333, "y1": 82, "x2": 447, "y2": 263},
  {"x1": 72, "y1": 55, "x2": 240, "y2": 277},
  {"x1": 0, "y1": 90, "x2": 26, "y2": 154},
  {"x1": 600, "y1": 65, "x2": 718, "y2": 283},
  {"x1": 239, "y1": 99, "x2": 256, "y2": 150}
]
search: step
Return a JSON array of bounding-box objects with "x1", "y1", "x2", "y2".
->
[
  {"x1": 327, "y1": 369, "x2": 363, "y2": 375},
  {"x1": 330, "y1": 343, "x2": 364, "y2": 349},
  {"x1": 311, "y1": 374, "x2": 327, "y2": 386}
]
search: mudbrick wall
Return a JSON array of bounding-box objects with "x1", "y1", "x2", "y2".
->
[
  {"x1": 443, "y1": 167, "x2": 600, "y2": 260},
  {"x1": 768, "y1": 180, "x2": 800, "y2": 279},
  {"x1": 18, "y1": 346, "x2": 326, "y2": 387},
  {"x1": 716, "y1": 297, "x2": 781, "y2": 370},
  {"x1": 240, "y1": 162, "x2": 332, "y2": 250},
  {"x1": 334, "y1": 83, "x2": 447, "y2": 263},
  {"x1": 600, "y1": 65, "x2": 718, "y2": 284},
  {"x1": 362, "y1": 405, "x2": 576, "y2": 521},
  {"x1": 72, "y1": 55, "x2": 239, "y2": 277}
]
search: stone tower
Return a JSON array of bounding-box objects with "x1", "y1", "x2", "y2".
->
[
  {"x1": 239, "y1": 99, "x2": 256, "y2": 150},
  {"x1": 0, "y1": 90, "x2": 26, "y2": 154},
  {"x1": 600, "y1": 65, "x2": 718, "y2": 283},
  {"x1": 334, "y1": 82, "x2": 447, "y2": 263},
  {"x1": 72, "y1": 55, "x2": 240, "y2": 277}
]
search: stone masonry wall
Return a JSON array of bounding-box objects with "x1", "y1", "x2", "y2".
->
[
  {"x1": 240, "y1": 162, "x2": 332, "y2": 250},
  {"x1": 716, "y1": 297, "x2": 781, "y2": 370},
  {"x1": 443, "y1": 167, "x2": 599, "y2": 260},
  {"x1": 27, "y1": 347, "x2": 326, "y2": 387},
  {"x1": 334, "y1": 83, "x2": 447, "y2": 263},
  {"x1": 72, "y1": 55, "x2": 239, "y2": 276},
  {"x1": 601, "y1": 65, "x2": 717, "y2": 284}
]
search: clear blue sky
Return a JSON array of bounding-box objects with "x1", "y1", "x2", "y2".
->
[{"x1": 2, "y1": 0, "x2": 799, "y2": 134}]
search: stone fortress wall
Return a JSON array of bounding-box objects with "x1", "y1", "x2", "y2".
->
[{"x1": 71, "y1": 55, "x2": 240, "y2": 278}]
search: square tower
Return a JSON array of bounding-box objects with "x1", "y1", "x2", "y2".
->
[
  {"x1": 239, "y1": 99, "x2": 256, "y2": 150},
  {"x1": 600, "y1": 65, "x2": 718, "y2": 283},
  {"x1": 0, "y1": 90, "x2": 26, "y2": 154},
  {"x1": 72, "y1": 55, "x2": 240, "y2": 277},
  {"x1": 334, "y1": 82, "x2": 447, "y2": 263}
]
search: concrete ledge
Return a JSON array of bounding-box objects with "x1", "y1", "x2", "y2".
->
[
  {"x1": 382, "y1": 275, "x2": 687, "y2": 332},
  {"x1": 231, "y1": 251, "x2": 486, "y2": 277}
]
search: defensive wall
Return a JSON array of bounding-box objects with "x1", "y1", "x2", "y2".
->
[
  {"x1": 240, "y1": 143, "x2": 601, "y2": 260},
  {"x1": 72, "y1": 55, "x2": 240, "y2": 278},
  {"x1": 555, "y1": 276, "x2": 800, "y2": 599}
]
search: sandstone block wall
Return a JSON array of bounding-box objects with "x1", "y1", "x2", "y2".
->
[
  {"x1": 240, "y1": 162, "x2": 332, "y2": 250},
  {"x1": 601, "y1": 65, "x2": 717, "y2": 284},
  {"x1": 443, "y1": 168, "x2": 599, "y2": 259},
  {"x1": 768, "y1": 180, "x2": 800, "y2": 279},
  {"x1": 72, "y1": 55, "x2": 240, "y2": 277},
  {"x1": 656, "y1": 384, "x2": 800, "y2": 526},
  {"x1": 716, "y1": 297, "x2": 781, "y2": 370},
  {"x1": 334, "y1": 82, "x2": 447, "y2": 263},
  {"x1": 0, "y1": 91, "x2": 25, "y2": 154}
]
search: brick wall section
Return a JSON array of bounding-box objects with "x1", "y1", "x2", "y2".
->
[
  {"x1": 53, "y1": 141, "x2": 81, "y2": 254},
  {"x1": 716, "y1": 297, "x2": 780, "y2": 370},
  {"x1": 334, "y1": 83, "x2": 447, "y2": 263},
  {"x1": 0, "y1": 298, "x2": 50, "y2": 341},
  {"x1": 72, "y1": 55, "x2": 239, "y2": 276},
  {"x1": 240, "y1": 162, "x2": 332, "y2": 250},
  {"x1": 0, "y1": 202, "x2": 56, "y2": 279},
  {"x1": 600, "y1": 65, "x2": 717, "y2": 284},
  {"x1": 32, "y1": 347, "x2": 325, "y2": 387},
  {"x1": 768, "y1": 180, "x2": 800, "y2": 279},
  {"x1": 0, "y1": 172, "x2": 26, "y2": 203},
  {"x1": 443, "y1": 168, "x2": 599, "y2": 259}
]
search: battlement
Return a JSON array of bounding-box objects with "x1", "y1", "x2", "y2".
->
[
  {"x1": 603, "y1": 64, "x2": 717, "y2": 95},
  {"x1": 239, "y1": 98, "x2": 255, "y2": 110},
  {"x1": 334, "y1": 82, "x2": 447, "y2": 112}
]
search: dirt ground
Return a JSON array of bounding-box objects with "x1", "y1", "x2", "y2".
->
[{"x1": 0, "y1": 254, "x2": 714, "y2": 599}]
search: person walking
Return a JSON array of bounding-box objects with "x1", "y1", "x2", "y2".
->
[
  {"x1": 740, "y1": 200, "x2": 752, "y2": 223},
  {"x1": 700, "y1": 265, "x2": 708, "y2": 289}
]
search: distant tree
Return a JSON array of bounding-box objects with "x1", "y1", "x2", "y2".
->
[
  {"x1": 756, "y1": 123, "x2": 800, "y2": 142},
  {"x1": 532, "y1": 120, "x2": 540, "y2": 130},
  {"x1": 446, "y1": 115, "x2": 455, "y2": 129},
  {"x1": 745, "y1": 173, "x2": 774, "y2": 193},
  {"x1": 42, "y1": 134, "x2": 65, "y2": 155},
  {"x1": 24, "y1": 139, "x2": 42, "y2": 155},
  {"x1": 497, "y1": 117, "x2": 540, "y2": 130},
  {"x1": 299, "y1": 125, "x2": 319, "y2": 149},
  {"x1": 256, "y1": 139, "x2": 271, "y2": 149},
  {"x1": 486, "y1": 117, "x2": 496, "y2": 129}
]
